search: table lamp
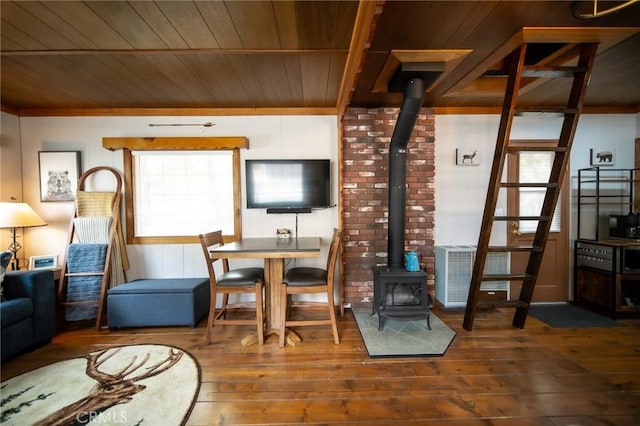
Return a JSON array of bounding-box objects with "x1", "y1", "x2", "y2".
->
[{"x1": 0, "y1": 201, "x2": 47, "y2": 270}]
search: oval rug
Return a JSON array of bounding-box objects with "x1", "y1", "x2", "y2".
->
[{"x1": 1, "y1": 344, "x2": 200, "y2": 426}]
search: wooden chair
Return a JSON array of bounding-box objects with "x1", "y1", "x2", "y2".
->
[
  {"x1": 199, "y1": 231, "x2": 265, "y2": 345},
  {"x1": 279, "y1": 228, "x2": 342, "y2": 347}
]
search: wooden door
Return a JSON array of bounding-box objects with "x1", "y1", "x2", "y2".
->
[{"x1": 507, "y1": 140, "x2": 569, "y2": 302}]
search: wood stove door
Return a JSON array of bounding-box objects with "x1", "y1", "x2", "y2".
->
[{"x1": 507, "y1": 141, "x2": 569, "y2": 302}]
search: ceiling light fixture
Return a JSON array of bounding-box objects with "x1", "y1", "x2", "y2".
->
[{"x1": 572, "y1": 0, "x2": 639, "y2": 18}]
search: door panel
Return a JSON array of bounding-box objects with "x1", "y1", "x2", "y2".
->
[{"x1": 507, "y1": 141, "x2": 569, "y2": 302}]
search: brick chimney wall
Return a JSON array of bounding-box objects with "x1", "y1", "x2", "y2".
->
[{"x1": 341, "y1": 107, "x2": 435, "y2": 308}]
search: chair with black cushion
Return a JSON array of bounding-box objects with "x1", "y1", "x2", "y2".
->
[
  {"x1": 279, "y1": 228, "x2": 342, "y2": 347},
  {"x1": 199, "y1": 231, "x2": 265, "y2": 345}
]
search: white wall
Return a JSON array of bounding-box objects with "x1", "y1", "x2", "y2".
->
[
  {"x1": 0, "y1": 112, "x2": 23, "y2": 201},
  {"x1": 569, "y1": 115, "x2": 638, "y2": 242},
  {"x1": 1, "y1": 112, "x2": 24, "y2": 268},
  {"x1": 435, "y1": 113, "x2": 639, "y2": 246},
  {"x1": 434, "y1": 115, "x2": 500, "y2": 246},
  {"x1": 4, "y1": 111, "x2": 638, "y2": 281},
  {"x1": 12, "y1": 115, "x2": 339, "y2": 280}
]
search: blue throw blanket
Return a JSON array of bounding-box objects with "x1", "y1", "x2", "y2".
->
[{"x1": 65, "y1": 243, "x2": 107, "y2": 321}]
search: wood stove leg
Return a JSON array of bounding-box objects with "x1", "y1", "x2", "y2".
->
[{"x1": 378, "y1": 315, "x2": 385, "y2": 331}]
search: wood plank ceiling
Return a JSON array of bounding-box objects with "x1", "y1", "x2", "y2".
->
[{"x1": 1, "y1": 1, "x2": 639, "y2": 116}]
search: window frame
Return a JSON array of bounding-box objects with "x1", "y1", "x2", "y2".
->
[{"x1": 103, "y1": 136, "x2": 247, "y2": 244}]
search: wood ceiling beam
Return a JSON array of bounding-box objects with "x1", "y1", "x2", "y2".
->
[{"x1": 336, "y1": 0, "x2": 383, "y2": 117}]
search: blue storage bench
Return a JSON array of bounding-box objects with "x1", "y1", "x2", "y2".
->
[{"x1": 107, "y1": 278, "x2": 210, "y2": 329}]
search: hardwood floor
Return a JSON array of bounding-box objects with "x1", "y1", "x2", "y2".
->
[{"x1": 2, "y1": 307, "x2": 639, "y2": 425}]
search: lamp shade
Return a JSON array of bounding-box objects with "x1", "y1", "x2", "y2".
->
[{"x1": 0, "y1": 202, "x2": 47, "y2": 229}]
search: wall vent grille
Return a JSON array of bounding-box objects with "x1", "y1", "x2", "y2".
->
[{"x1": 435, "y1": 245, "x2": 510, "y2": 307}]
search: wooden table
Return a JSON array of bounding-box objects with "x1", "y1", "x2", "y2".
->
[{"x1": 209, "y1": 236, "x2": 321, "y2": 346}]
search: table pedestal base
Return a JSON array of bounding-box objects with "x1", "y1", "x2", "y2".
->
[{"x1": 240, "y1": 328, "x2": 301, "y2": 347}]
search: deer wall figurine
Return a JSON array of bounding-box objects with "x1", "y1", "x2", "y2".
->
[{"x1": 462, "y1": 150, "x2": 477, "y2": 164}]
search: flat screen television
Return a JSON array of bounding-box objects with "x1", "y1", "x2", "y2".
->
[{"x1": 245, "y1": 159, "x2": 331, "y2": 213}]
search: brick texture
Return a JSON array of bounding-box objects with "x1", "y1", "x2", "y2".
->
[{"x1": 341, "y1": 107, "x2": 435, "y2": 308}]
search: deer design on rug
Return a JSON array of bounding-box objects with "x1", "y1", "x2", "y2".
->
[
  {"x1": 462, "y1": 150, "x2": 477, "y2": 164},
  {"x1": 34, "y1": 347, "x2": 183, "y2": 426}
]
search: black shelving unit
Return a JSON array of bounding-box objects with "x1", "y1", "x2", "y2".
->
[
  {"x1": 575, "y1": 167, "x2": 640, "y2": 319},
  {"x1": 576, "y1": 167, "x2": 638, "y2": 241}
]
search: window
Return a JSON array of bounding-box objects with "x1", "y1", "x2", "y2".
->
[
  {"x1": 133, "y1": 151, "x2": 235, "y2": 238},
  {"x1": 104, "y1": 136, "x2": 247, "y2": 244},
  {"x1": 518, "y1": 151, "x2": 561, "y2": 234}
]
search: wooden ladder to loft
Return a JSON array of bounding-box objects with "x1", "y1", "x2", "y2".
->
[
  {"x1": 463, "y1": 42, "x2": 598, "y2": 331},
  {"x1": 58, "y1": 166, "x2": 123, "y2": 330}
]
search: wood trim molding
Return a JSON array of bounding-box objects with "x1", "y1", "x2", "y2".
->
[
  {"x1": 14, "y1": 107, "x2": 337, "y2": 117},
  {"x1": 103, "y1": 136, "x2": 248, "y2": 151},
  {"x1": 432, "y1": 106, "x2": 640, "y2": 115},
  {"x1": 0, "y1": 104, "x2": 19, "y2": 115}
]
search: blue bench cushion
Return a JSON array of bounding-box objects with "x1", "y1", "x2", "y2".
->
[
  {"x1": 109, "y1": 278, "x2": 208, "y2": 295},
  {"x1": 107, "y1": 278, "x2": 210, "y2": 328}
]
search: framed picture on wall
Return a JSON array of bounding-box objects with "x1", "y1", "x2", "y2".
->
[
  {"x1": 38, "y1": 151, "x2": 82, "y2": 202},
  {"x1": 456, "y1": 149, "x2": 479, "y2": 165},
  {"x1": 29, "y1": 255, "x2": 57, "y2": 270},
  {"x1": 590, "y1": 148, "x2": 615, "y2": 166}
]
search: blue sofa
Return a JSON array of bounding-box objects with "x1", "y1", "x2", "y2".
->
[{"x1": 1, "y1": 269, "x2": 56, "y2": 361}]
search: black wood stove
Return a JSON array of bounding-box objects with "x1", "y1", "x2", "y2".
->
[{"x1": 373, "y1": 267, "x2": 432, "y2": 331}]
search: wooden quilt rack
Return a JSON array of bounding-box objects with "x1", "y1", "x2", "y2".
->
[{"x1": 58, "y1": 166, "x2": 125, "y2": 330}]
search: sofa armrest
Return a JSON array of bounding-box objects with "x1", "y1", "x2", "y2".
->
[{"x1": 4, "y1": 270, "x2": 56, "y2": 343}]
